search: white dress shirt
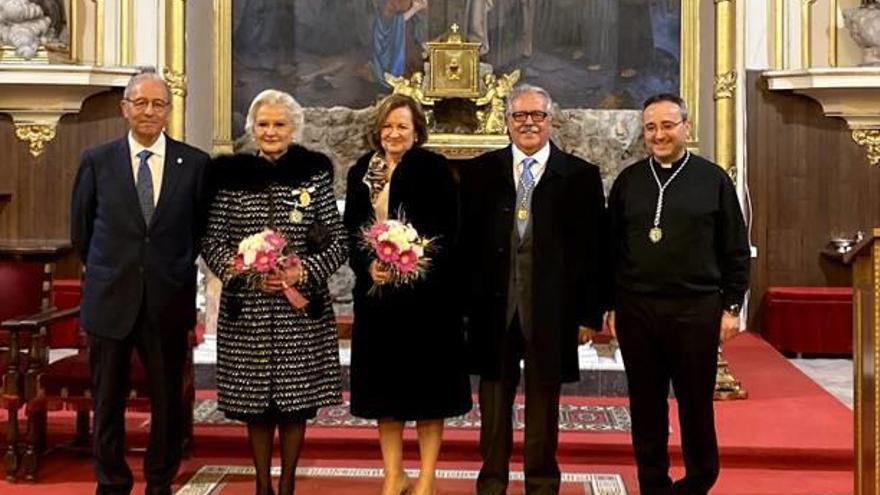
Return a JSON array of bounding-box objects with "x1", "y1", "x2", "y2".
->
[
  {"x1": 512, "y1": 141, "x2": 550, "y2": 190},
  {"x1": 128, "y1": 131, "x2": 166, "y2": 206}
]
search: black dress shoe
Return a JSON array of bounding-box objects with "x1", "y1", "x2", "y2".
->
[{"x1": 145, "y1": 486, "x2": 172, "y2": 495}]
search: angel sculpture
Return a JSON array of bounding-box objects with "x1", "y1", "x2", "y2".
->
[
  {"x1": 474, "y1": 69, "x2": 520, "y2": 134},
  {"x1": 383, "y1": 71, "x2": 435, "y2": 107}
]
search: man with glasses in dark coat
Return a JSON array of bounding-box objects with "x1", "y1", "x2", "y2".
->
[{"x1": 460, "y1": 84, "x2": 606, "y2": 495}]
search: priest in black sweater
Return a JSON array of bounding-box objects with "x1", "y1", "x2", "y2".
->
[{"x1": 606, "y1": 93, "x2": 750, "y2": 495}]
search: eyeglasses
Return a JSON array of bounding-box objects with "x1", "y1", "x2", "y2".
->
[
  {"x1": 510, "y1": 111, "x2": 549, "y2": 123},
  {"x1": 124, "y1": 98, "x2": 170, "y2": 112},
  {"x1": 644, "y1": 120, "x2": 684, "y2": 134}
]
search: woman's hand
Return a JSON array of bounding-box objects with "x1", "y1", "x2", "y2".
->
[
  {"x1": 281, "y1": 263, "x2": 302, "y2": 287},
  {"x1": 262, "y1": 264, "x2": 302, "y2": 294},
  {"x1": 260, "y1": 272, "x2": 285, "y2": 293},
  {"x1": 369, "y1": 260, "x2": 392, "y2": 285}
]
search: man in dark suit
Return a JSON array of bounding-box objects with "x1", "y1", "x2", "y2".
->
[
  {"x1": 606, "y1": 93, "x2": 749, "y2": 495},
  {"x1": 460, "y1": 84, "x2": 606, "y2": 495},
  {"x1": 70, "y1": 69, "x2": 210, "y2": 495}
]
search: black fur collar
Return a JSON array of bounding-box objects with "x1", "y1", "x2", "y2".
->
[{"x1": 211, "y1": 145, "x2": 333, "y2": 191}]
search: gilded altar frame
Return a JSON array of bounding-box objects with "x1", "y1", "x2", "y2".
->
[{"x1": 211, "y1": 0, "x2": 702, "y2": 155}]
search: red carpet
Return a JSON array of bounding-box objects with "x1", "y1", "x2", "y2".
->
[{"x1": 0, "y1": 332, "x2": 854, "y2": 494}]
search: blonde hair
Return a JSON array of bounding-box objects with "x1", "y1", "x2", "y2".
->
[{"x1": 245, "y1": 89, "x2": 305, "y2": 143}]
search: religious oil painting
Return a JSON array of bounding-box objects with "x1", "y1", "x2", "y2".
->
[{"x1": 232, "y1": 0, "x2": 681, "y2": 137}]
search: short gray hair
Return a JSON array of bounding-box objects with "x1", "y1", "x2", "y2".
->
[
  {"x1": 124, "y1": 67, "x2": 171, "y2": 101},
  {"x1": 245, "y1": 89, "x2": 305, "y2": 143},
  {"x1": 506, "y1": 84, "x2": 555, "y2": 118}
]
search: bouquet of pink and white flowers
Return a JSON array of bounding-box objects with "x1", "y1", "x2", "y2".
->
[
  {"x1": 362, "y1": 218, "x2": 432, "y2": 292},
  {"x1": 233, "y1": 228, "x2": 308, "y2": 309}
]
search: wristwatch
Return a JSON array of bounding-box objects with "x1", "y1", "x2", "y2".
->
[{"x1": 724, "y1": 304, "x2": 742, "y2": 317}]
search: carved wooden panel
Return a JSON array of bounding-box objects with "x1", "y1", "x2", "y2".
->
[{"x1": 0, "y1": 89, "x2": 126, "y2": 278}]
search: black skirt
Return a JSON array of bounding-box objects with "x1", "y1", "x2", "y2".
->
[
  {"x1": 223, "y1": 400, "x2": 318, "y2": 425},
  {"x1": 349, "y1": 285, "x2": 472, "y2": 421}
]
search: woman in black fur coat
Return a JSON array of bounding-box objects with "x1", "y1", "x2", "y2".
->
[
  {"x1": 344, "y1": 94, "x2": 471, "y2": 495},
  {"x1": 202, "y1": 89, "x2": 347, "y2": 495}
]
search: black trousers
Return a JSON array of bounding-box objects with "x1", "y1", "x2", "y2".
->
[
  {"x1": 615, "y1": 291, "x2": 722, "y2": 495},
  {"x1": 477, "y1": 316, "x2": 561, "y2": 495},
  {"x1": 89, "y1": 305, "x2": 188, "y2": 495}
]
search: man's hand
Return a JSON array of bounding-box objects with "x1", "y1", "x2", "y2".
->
[{"x1": 720, "y1": 311, "x2": 740, "y2": 343}]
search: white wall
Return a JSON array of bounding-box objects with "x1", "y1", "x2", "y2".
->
[
  {"x1": 745, "y1": 0, "x2": 770, "y2": 70},
  {"x1": 185, "y1": 0, "x2": 214, "y2": 151},
  {"x1": 134, "y1": 0, "x2": 160, "y2": 66}
]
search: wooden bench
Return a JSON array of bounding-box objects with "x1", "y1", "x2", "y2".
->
[{"x1": 763, "y1": 286, "x2": 853, "y2": 356}]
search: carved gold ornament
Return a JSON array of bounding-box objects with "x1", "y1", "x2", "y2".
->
[
  {"x1": 425, "y1": 24, "x2": 481, "y2": 98},
  {"x1": 162, "y1": 67, "x2": 188, "y2": 97},
  {"x1": 474, "y1": 69, "x2": 521, "y2": 135},
  {"x1": 852, "y1": 129, "x2": 880, "y2": 166},
  {"x1": 15, "y1": 124, "x2": 56, "y2": 157},
  {"x1": 714, "y1": 351, "x2": 748, "y2": 400},
  {"x1": 714, "y1": 70, "x2": 737, "y2": 100},
  {"x1": 384, "y1": 71, "x2": 435, "y2": 107},
  {"x1": 445, "y1": 56, "x2": 462, "y2": 81}
]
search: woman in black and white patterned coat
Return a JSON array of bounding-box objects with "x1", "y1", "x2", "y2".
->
[{"x1": 202, "y1": 89, "x2": 347, "y2": 495}]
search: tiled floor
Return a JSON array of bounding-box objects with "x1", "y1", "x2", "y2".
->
[{"x1": 789, "y1": 358, "x2": 853, "y2": 409}]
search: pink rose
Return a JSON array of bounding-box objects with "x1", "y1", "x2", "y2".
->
[
  {"x1": 396, "y1": 249, "x2": 418, "y2": 273},
  {"x1": 265, "y1": 231, "x2": 286, "y2": 251},
  {"x1": 368, "y1": 222, "x2": 390, "y2": 241},
  {"x1": 376, "y1": 240, "x2": 400, "y2": 263},
  {"x1": 233, "y1": 254, "x2": 245, "y2": 272},
  {"x1": 252, "y1": 250, "x2": 278, "y2": 273}
]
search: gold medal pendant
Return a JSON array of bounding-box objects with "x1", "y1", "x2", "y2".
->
[
  {"x1": 289, "y1": 209, "x2": 303, "y2": 223},
  {"x1": 517, "y1": 208, "x2": 529, "y2": 221},
  {"x1": 649, "y1": 227, "x2": 663, "y2": 243},
  {"x1": 299, "y1": 190, "x2": 311, "y2": 207}
]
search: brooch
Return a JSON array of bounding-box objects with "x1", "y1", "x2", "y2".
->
[{"x1": 289, "y1": 186, "x2": 317, "y2": 223}]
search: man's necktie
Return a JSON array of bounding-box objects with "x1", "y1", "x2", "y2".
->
[
  {"x1": 136, "y1": 149, "x2": 155, "y2": 225},
  {"x1": 516, "y1": 157, "x2": 537, "y2": 238},
  {"x1": 520, "y1": 157, "x2": 536, "y2": 191}
]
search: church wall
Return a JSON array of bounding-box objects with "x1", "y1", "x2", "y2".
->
[
  {"x1": 745, "y1": 69, "x2": 880, "y2": 332},
  {"x1": 287, "y1": 107, "x2": 646, "y2": 198},
  {"x1": 0, "y1": 89, "x2": 126, "y2": 277},
  {"x1": 184, "y1": 0, "x2": 214, "y2": 152}
]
